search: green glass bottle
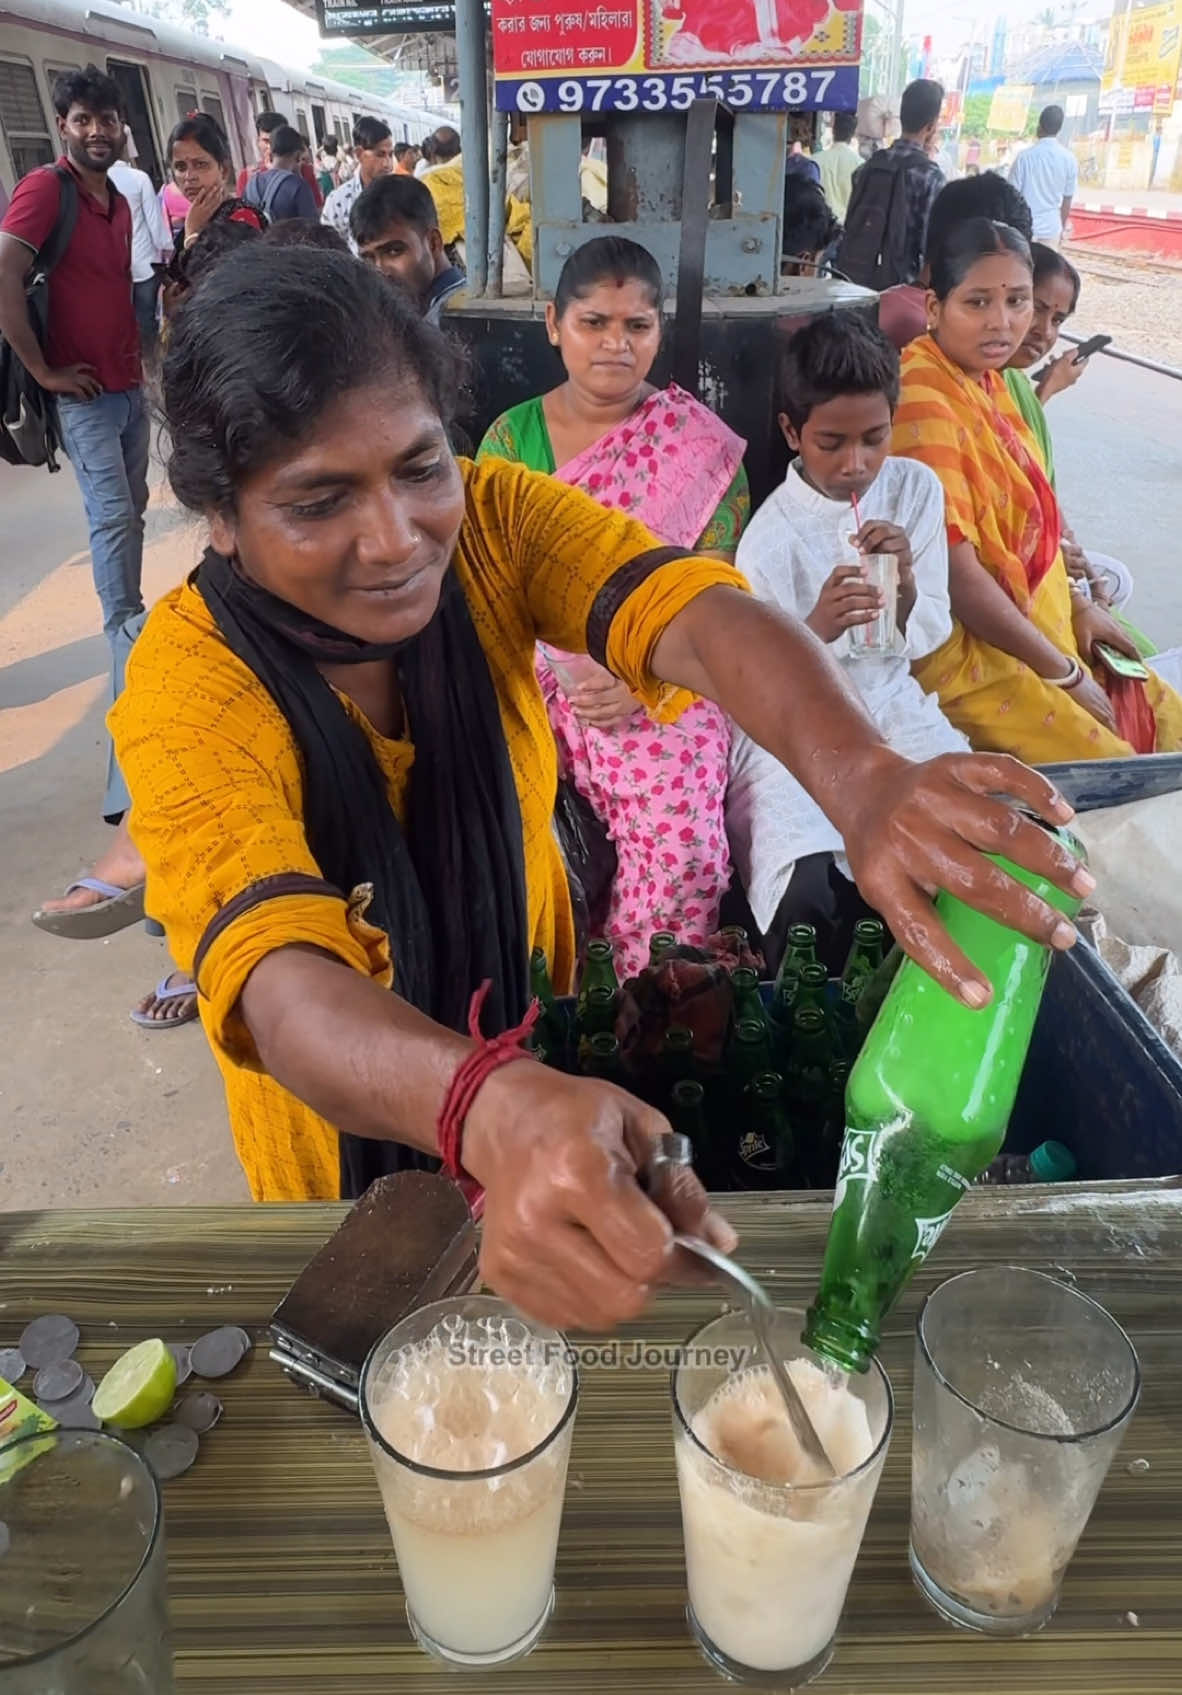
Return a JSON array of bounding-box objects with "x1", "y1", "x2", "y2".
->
[
  {"x1": 584, "y1": 1031, "x2": 624, "y2": 1084},
  {"x1": 794, "y1": 961, "x2": 830, "y2": 1019},
  {"x1": 810, "y1": 1059, "x2": 850, "y2": 1189},
  {"x1": 771, "y1": 923, "x2": 817, "y2": 1025},
  {"x1": 840, "y1": 921, "x2": 885, "y2": 1005},
  {"x1": 727, "y1": 1017, "x2": 774, "y2": 1089},
  {"x1": 578, "y1": 985, "x2": 617, "y2": 1041},
  {"x1": 669, "y1": 1078, "x2": 710, "y2": 1165},
  {"x1": 648, "y1": 930, "x2": 677, "y2": 968},
  {"x1": 784, "y1": 1006, "x2": 833, "y2": 1126},
  {"x1": 660, "y1": 1025, "x2": 696, "y2": 1094},
  {"x1": 529, "y1": 946, "x2": 568, "y2": 1066},
  {"x1": 733, "y1": 1071, "x2": 794, "y2": 1189},
  {"x1": 578, "y1": 938, "x2": 619, "y2": 1010},
  {"x1": 719, "y1": 925, "x2": 750, "y2": 955},
  {"x1": 804, "y1": 829, "x2": 1087, "y2": 1376},
  {"x1": 730, "y1": 966, "x2": 768, "y2": 1033}
]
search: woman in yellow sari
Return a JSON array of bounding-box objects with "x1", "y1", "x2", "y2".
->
[{"x1": 893, "y1": 217, "x2": 1182, "y2": 761}]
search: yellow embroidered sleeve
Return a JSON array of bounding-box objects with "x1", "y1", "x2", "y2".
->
[{"x1": 458, "y1": 457, "x2": 750, "y2": 713}]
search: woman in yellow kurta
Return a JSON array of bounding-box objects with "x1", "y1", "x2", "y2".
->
[
  {"x1": 110, "y1": 242, "x2": 1093, "y2": 1333},
  {"x1": 892, "y1": 216, "x2": 1182, "y2": 762}
]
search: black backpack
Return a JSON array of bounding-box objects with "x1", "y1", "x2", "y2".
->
[
  {"x1": 834, "y1": 148, "x2": 911, "y2": 291},
  {"x1": 0, "y1": 164, "x2": 79, "y2": 472}
]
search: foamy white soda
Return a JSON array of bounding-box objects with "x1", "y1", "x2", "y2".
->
[
  {"x1": 676, "y1": 1360, "x2": 882, "y2": 1673},
  {"x1": 367, "y1": 1320, "x2": 574, "y2": 1659}
]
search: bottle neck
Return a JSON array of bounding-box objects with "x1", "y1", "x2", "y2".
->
[{"x1": 802, "y1": 1303, "x2": 875, "y2": 1375}]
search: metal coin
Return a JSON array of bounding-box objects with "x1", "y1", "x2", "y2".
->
[
  {"x1": 174, "y1": 1391, "x2": 223, "y2": 1434},
  {"x1": 189, "y1": 1327, "x2": 247, "y2": 1380},
  {"x1": 42, "y1": 1393, "x2": 100, "y2": 1430},
  {"x1": 231, "y1": 1326, "x2": 253, "y2": 1354},
  {"x1": 33, "y1": 1359, "x2": 84, "y2": 1403},
  {"x1": 168, "y1": 1344, "x2": 193, "y2": 1386},
  {"x1": 19, "y1": 1315, "x2": 79, "y2": 1369},
  {"x1": 0, "y1": 1348, "x2": 26, "y2": 1383},
  {"x1": 144, "y1": 1424, "x2": 199, "y2": 1481}
]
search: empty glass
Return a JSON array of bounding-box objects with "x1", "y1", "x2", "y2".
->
[
  {"x1": 0, "y1": 1428, "x2": 174, "y2": 1693},
  {"x1": 910, "y1": 1265, "x2": 1140, "y2": 1636},
  {"x1": 672, "y1": 1307, "x2": 893, "y2": 1689},
  {"x1": 359, "y1": 1294, "x2": 578, "y2": 1668}
]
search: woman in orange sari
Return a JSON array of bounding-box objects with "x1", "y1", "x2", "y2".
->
[{"x1": 893, "y1": 217, "x2": 1182, "y2": 761}]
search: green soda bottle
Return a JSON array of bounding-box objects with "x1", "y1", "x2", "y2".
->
[
  {"x1": 794, "y1": 961, "x2": 830, "y2": 1020},
  {"x1": 840, "y1": 921, "x2": 885, "y2": 1004},
  {"x1": 529, "y1": 946, "x2": 568, "y2": 1066},
  {"x1": 719, "y1": 925, "x2": 750, "y2": 955},
  {"x1": 579, "y1": 985, "x2": 617, "y2": 1040},
  {"x1": 784, "y1": 1005, "x2": 833, "y2": 1160},
  {"x1": 578, "y1": 940, "x2": 619, "y2": 1014},
  {"x1": 660, "y1": 1025, "x2": 696, "y2": 1095},
  {"x1": 804, "y1": 829, "x2": 1086, "y2": 1375},
  {"x1": 584, "y1": 1031, "x2": 625, "y2": 1084},
  {"x1": 771, "y1": 924, "x2": 817, "y2": 1023},
  {"x1": 835, "y1": 921, "x2": 885, "y2": 1058},
  {"x1": 727, "y1": 1017, "x2": 774, "y2": 1087},
  {"x1": 648, "y1": 930, "x2": 677, "y2": 968},
  {"x1": 731, "y1": 966, "x2": 770, "y2": 1033},
  {"x1": 732, "y1": 1071, "x2": 794, "y2": 1189},
  {"x1": 669, "y1": 1078, "x2": 710, "y2": 1167}
]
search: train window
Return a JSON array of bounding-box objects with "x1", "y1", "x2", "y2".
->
[
  {"x1": 0, "y1": 58, "x2": 54, "y2": 181},
  {"x1": 202, "y1": 96, "x2": 226, "y2": 131},
  {"x1": 311, "y1": 104, "x2": 326, "y2": 145},
  {"x1": 176, "y1": 88, "x2": 198, "y2": 121},
  {"x1": 295, "y1": 109, "x2": 309, "y2": 142}
]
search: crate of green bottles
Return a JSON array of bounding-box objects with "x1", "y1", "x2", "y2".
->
[{"x1": 528, "y1": 920, "x2": 891, "y2": 1195}]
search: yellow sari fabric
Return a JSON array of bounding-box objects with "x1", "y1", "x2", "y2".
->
[{"x1": 893, "y1": 335, "x2": 1182, "y2": 761}]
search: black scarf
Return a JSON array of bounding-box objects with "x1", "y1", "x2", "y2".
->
[{"x1": 195, "y1": 548, "x2": 530, "y2": 1198}]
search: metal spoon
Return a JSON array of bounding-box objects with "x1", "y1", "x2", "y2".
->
[
  {"x1": 672, "y1": 1232, "x2": 836, "y2": 1480},
  {"x1": 640, "y1": 1133, "x2": 835, "y2": 1479}
]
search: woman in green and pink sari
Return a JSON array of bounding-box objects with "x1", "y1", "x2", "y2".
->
[{"x1": 477, "y1": 236, "x2": 749, "y2": 975}]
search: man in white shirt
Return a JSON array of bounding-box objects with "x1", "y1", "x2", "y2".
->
[
  {"x1": 725, "y1": 312, "x2": 967, "y2": 968},
  {"x1": 1009, "y1": 106, "x2": 1078, "y2": 247},
  {"x1": 321, "y1": 117, "x2": 394, "y2": 251},
  {"x1": 108, "y1": 127, "x2": 171, "y2": 358}
]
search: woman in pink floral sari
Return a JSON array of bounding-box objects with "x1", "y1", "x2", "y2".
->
[{"x1": 478, "y1": 236, "x2": 749, "y2": 975}]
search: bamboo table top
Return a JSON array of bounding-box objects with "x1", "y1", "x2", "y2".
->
[{"x1": 1, "y1": 1183, "x2": 1179, "y2": 1694}]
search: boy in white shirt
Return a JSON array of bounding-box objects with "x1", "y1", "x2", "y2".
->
[{"x1": 726, "y1": 310, "x2": 968, "y2": 969}]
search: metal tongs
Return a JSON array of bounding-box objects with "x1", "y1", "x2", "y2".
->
[{"x1": 643, "y1": 1132, "x2": 836, "y2": 1479}]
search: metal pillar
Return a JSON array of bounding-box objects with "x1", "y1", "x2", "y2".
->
[
  {"x1": 487, "y1": 109, "x2": 508, "y2": 299},
  {"x1": 606, "y1": 115, "x2": 685, "y2": 224},
  {"x1": 455, "y1": 0, "x2": 489, "y2": 296}
]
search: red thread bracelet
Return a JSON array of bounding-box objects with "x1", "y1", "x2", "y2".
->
[{"x1": 438, "y1": 981, "x2": 540, "y2": 1212}]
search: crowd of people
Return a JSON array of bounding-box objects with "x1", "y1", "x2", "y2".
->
[{"x1": 2, "y1": 62, "x2": 1152, "y2": 1322}]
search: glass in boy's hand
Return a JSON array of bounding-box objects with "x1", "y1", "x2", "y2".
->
[{"x1": 806, "y1": 563, "x2": 884, "y2": 645}]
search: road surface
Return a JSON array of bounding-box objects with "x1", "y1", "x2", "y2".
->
[{"x1": 2, "y1": 352, "x2": 1181, "y2": 1210}]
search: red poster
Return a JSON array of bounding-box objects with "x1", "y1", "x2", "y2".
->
[{"x1": 493, "y1": 0, "x2": 863, "y2": 114}]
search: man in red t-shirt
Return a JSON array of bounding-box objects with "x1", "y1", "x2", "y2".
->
[
  {"x1": 236, "y1": 110, "x2": 323, "y2": 211},
  {"x1": 1, "y1": 67, "x2": 162, "y2": 975}
]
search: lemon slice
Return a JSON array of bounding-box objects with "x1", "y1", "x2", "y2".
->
[{"x1": 92, "y1": 1338, "x2": 177, "y2": 1429}]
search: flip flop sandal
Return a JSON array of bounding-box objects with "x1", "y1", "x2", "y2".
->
[
  {"x1": 129, "y1": 975, "x2": 199, "y2": 1030},
  {"x1": 32, "y1": 878, "x2": 146, "y2": 941}
]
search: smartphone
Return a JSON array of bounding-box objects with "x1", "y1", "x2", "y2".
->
[
  {"x1": 269, "y1": 1171, "x2": 479, "y2": 1411},
  {"x1": 1072, "y1": 333, "x2": 1112, "y2": 364},
  {"x1": 1095, "y1": 641, "x2": 1149, "y2": 681}
]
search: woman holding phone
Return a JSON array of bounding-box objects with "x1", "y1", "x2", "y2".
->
[{"x1": 894, "y1": 218, "x2": 1182, "y2": 761}]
